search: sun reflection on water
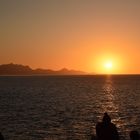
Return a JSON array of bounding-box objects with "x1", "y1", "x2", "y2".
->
[
  {"x1": 101, "y1": 76, "x2": 128, "y2": 139},
  {"x1": 102, "y1": 75, "x2": 118, "y2": 113}
]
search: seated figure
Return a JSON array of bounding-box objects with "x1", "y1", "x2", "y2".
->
[{"x1": 96, "y1": 112, "x2": 119, "y2": 140}]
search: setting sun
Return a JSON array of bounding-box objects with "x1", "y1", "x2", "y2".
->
[
  {"x1": 92, "y1": 54, "x2": 123, "y2": 74},
  {"x1": 104, "y1": 61, "x2": 113, "y2": 70},
  {"x1": 103, "y1": 61, "x2": 114, "y2": 74}
]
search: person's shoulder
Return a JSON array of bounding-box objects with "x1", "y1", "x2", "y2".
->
[
  {"x1": 96, "y1": 122, "x2": 102, "y2": 126},
  {"x1": 110, "y1": 122, "x2": 117, "y2": 129},
  {"x1": 96, "y1": 122, "x2": 104, "y2": 129},
  {"x1": 110, "y1": 122, "x2": 117, "y2": 126},
  {"x1": 96, "y1": 122, "x2": 102, "y2": 128}
]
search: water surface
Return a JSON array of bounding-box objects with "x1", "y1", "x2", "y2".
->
[{"x1": 0, "y1": 75, "x2": 140, "y2": 140}]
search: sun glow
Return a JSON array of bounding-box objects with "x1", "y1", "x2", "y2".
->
[
  {"x1": 102, "y1": 60, "x2": 114, "y2": 74},
  {"x1": 89, "y1": 52, "x2": 123, "y2": 74},
  {"x1": 93, "y1": 56, "x2": 122, "y2": 74},
  {"x1": 104, "y1": 61, "x2": 113, "y2": 70}
]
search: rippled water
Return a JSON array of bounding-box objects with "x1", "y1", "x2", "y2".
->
[{"x1": 0, "y1": 75, "x2": 140, "y2": 140}]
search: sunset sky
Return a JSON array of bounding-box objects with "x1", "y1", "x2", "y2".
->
[{"x1": 1, "y1": 0, "x2": 140, "y2": 74}]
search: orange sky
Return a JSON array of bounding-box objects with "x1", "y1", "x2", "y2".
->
[{"x1": 1, "y1": 0, "x2": 140, "y2": 74}]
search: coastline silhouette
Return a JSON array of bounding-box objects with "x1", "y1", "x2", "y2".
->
[{"x1": 0, "y1": 63, "x2": 86, "y2": 75}]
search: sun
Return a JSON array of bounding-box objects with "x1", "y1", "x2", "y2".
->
[
  {"x1": 104, "y1": 61, "x2": 113, "y2": 70},
  {"x1": 92, "y1": 55, "x2": 122, "y2": 74},
  {"x1": 102, "y1": 61, "x2": 114, "y2": 74}
]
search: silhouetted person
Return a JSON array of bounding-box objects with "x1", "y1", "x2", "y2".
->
[
  {"x1": 0, "y1": 132, "x2": 4, "y2": 140},
  {"x1": 96, "y1": 112, "x2": 119, "y2": 140},
  {"x1": 130, "y1": 131, "x2": 140, "y2": 140}
]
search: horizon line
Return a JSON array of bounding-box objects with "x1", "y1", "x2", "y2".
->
[{"x1": 1, "y1": 63, "x2": 140, "y2": 75}]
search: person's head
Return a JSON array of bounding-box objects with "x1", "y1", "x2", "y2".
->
[
  {"x1": 130, "y1": 130, "x2": 140, "y2": 140},
  {"x1": 102, "y1": 112, "x2": 111, "y2": 123}
]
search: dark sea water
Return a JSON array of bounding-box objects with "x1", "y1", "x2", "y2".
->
[{"x1": 0, "y1": 75, "x2": 140, "y2": 140}]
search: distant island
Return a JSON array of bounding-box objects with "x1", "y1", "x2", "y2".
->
[{"x1": 0, "y1": 63, "x2": 87, "y2": 75}]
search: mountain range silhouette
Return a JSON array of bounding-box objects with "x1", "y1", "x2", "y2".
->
[{"x1": 0, "y1": 63, "x2": 87, "y2": 75}]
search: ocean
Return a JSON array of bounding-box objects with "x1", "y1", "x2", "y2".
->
[{"x1": 0, "y1": 75, "x2": 140, "y2": 140}]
